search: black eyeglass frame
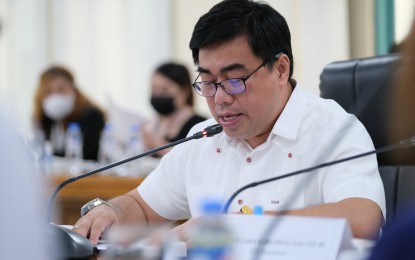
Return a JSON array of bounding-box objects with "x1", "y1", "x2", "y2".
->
[{"x1": 192, "y1": 52, "x2": 283, "y2": 97}]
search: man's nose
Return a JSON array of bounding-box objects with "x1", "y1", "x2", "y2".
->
[{"x1": 214, "y1": 85, "x2": 234, "y2": 105}]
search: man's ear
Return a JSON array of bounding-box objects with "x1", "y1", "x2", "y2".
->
[{"x1": 275, "y1": 54, "x2": 290, "y2": 82}]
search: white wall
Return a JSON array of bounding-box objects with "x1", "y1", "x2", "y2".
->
[
  {"x1": 51, "y1": 0, "x2": 171, "y2": 116},
  {"x1": 394, "y1": 0, "x2": 415, "y2": 43},
  {"x1": 0, "y1": 0, "x2": 49, "y2": 132},
  {"x1": 280, "y1": 0, "x2": 349, "y2": 94}
]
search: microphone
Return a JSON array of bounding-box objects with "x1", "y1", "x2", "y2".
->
[
  {"x1": 44, "y1": 123, "x2": 223, "y2": 259},
  {"x1": 222, "y1": 135, "x2": 415, "y2": 213}
]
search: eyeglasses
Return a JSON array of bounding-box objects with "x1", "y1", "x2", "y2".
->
[{"x1": 192, "y1": 52, "x2": 283, "y2": 97}]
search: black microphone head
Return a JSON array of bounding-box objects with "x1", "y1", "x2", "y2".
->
[
  {"x1": 193, "y1": 124, "x2": 223, "y2": 139},
  {"x1": 205, "y1": 124, "x2": 223, "y2": 137}
]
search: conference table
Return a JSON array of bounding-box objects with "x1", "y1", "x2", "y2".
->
[
  {"x1": 46, "y1": 173, "x2": 377, "y2": 260},
  {"x1": 47, "y1": 173, "x2": 145, "y2": 225}
]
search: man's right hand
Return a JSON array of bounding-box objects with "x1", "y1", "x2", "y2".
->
[
  {"x1": 73, "y1": 203, "x2": 119, "y2": 245},
  {"x1": 71, "y1": 190, "x2": 169, "y2": 245}
]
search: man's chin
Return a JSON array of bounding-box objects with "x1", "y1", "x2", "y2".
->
[{"x1": 223, "y1": 128, "x2": 245, "y2": 140}]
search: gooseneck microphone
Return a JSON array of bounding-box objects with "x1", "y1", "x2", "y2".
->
[
  {"x1": 44, "y1": 123, "x2": 222, "y2": 259},
  {"x1": 44, "y1": 123, "x2": 223, "y2": 222},
  {"x1": 222, "y1": 135, "x2": 415, "y2": 213}
]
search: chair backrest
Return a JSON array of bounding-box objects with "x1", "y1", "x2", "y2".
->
[
  {"x1": 379, "y1": 166, "x2": 399, "y2": 228},
  {"x1": 319, "y1": 55, "x2": 415, "y2": 229},
  {"x1": 396, "y1": 166, "x2": 415, "y2": 220},
  {"x1": 319, "y1": 54, "x2": 415, "y2": 165},
  {"x1": 379, "y1": 166, "x2": 415, "y2": 229}
]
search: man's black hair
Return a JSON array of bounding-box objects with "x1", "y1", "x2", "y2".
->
[{"x1": 189, "y1": 0, "x2": 294, "y2": 78}]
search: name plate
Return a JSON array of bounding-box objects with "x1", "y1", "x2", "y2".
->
[{"x1": 222, "y1": 215, "x2": 353, "y2": 260}]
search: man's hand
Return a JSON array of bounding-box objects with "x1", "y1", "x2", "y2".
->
[
  {"x1": 73, "y1": 203, "x2": 119, "y2": 245},
  {"x1": 72, "y1": 190, "x2": 169, "y2": 245}
]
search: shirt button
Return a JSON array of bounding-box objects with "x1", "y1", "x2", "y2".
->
[
  {"x1": 216, "y1": 148, "x2": 221, "y2": 153},
  {"x1": 247, "y1": 157, "x2": 252, "y2": 163}
]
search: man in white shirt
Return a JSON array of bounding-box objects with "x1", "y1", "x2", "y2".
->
[{"x1": 74, "y1": 0, "x2": 385, "y2": 244}]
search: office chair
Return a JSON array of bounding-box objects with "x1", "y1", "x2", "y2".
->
[{"x1": 319, "y1": 54, "x2": 415, "y2": 229}]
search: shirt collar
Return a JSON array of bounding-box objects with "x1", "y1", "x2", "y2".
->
[
  {"x1": 271, "y1": 85, "x2": 308, "y2": 140},
  {"x1": 224, "y1": 85, "x2": 308, "y2": 147}
]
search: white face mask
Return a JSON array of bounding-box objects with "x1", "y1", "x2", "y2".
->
[{"x1": 42, "y1": 93, "x2": 76, "y2": 121}]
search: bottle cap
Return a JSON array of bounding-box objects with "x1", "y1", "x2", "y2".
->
[
  {"x1": 253, "y1": 205, "x2": 263, "y2": 215},
  {"x1": 201, "y1": 199, "x2": 222, "y2": 215},
  {"x1": 68, "y1": 122, "x2": 80, "y2": 130}
]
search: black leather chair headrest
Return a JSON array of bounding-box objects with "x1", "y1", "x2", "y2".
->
[{"x1": 319, "y1": 54, "x2": 414, "y2": 165}]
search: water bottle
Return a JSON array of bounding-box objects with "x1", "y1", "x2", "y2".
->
[
  {"x1": 99, "y1": 123, "x2": 125, "y2": 175},
  {"x1": 99, "y1": 123, "x2": 119, "y2": 163},
  {"x1": 65, "y1": 122, "x2": 83, "y2": 175},
  {"x1": 30, "y1": 128, "x2": 49, "y2": 174},
  {"x1": 125, "y1": 123, "x2": 144, "y2": 176},
  {"x1": 187, "y1": 199, "x2": 234, "y2": 260},
  {"x1": 40, "y1": 141, "x2": 54, "y2": 175}
]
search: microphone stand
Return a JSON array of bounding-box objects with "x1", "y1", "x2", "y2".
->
[
  {"x1": 46, "y1": 135, "x2": 192, "y2": 222},
  {"x1": 44, "y1": 123, "x2": 223, "y2": 222},
  {"x1": 223, "y1": 135, "x2": 415, "y2": 213}
]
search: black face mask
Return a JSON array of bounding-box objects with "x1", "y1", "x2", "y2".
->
[{"x1": 150, "y1": 96, "x2": 176, "y2": 115}]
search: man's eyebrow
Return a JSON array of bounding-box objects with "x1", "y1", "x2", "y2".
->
[
  {"x1": 196, "y1": 67, "x2": 210, "y2": 74},
  {"x1": 196, "y1": 63, "x2": 247, "y2": 75}
]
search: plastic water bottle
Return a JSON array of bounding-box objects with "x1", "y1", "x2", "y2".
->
[
  {"x1": 99, "y1": 123, "x2": 119, "y2": 163},
  {"x1": 65, "y1": 122, "x2": 83, "y2": 175},
  {"x1": 30, "y1": 128, "x2": 50, "y2": 174},
  {"x1": 187, "y1": 199, "x2": 234, "y2": 260},
  {"x1": 125, "y1": 123, "x2": 144, "y2": 176},
  {"x1": 99, "y1": 123, "x2": 126, "y2": 175},
  {"x1": 40, "y1": 141, "x2": 54, "y2": 175}
]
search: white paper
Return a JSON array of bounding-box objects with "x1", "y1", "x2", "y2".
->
[{"x1": 221, "y1": 215, "x2": 354, "y2": 260}]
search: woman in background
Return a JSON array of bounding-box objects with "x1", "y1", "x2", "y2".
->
[
  {"x1": 33, "y1": 66, "x2": 105, "y2": 161},
  {"x1": 142, "y1": 62, "x2": 206, "y2": 157}
]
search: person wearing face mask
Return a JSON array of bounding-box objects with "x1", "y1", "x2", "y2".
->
[
  {"x1": 142, "y1": 62, "x2": 207, "y2": 157},
  {"x1": 33, "y1": 66, "x2": 105, "y2": 161}
]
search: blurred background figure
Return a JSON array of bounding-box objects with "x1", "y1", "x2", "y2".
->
[
  {"x1": 0, "y1": 20, "x2": 50, "y2": 260},
  {"x1": 388, "y1": 16, "x2": 415, "y2": 164},
  {"x1": 0, "y1": 111, "x2": 50, "y2": 260},
  {"x1": 369, "y1": 16, "x2": 415, "y2": 260},
  {"x1": 142, "y1": 62, "x2": 207, "y2": 157},
  {"x1": 32, "y1": 66, "x2": 105, "y2": 162}
]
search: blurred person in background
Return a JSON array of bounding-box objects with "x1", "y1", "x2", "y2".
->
[
  {"x1": 33, "y1": 66, "x2": 105, "y2": 161},
  {"x1": 0, "y1": 21, "x2": 49, "y2": 260},
  {"x1": 369, "y1": 16, "x2": 415, "y2": 260},
  {"x1": 142, "y1": 62, "x2": 206, "y2": 157},
  {"x1": 388, "y1": 19, "x2": 415, "y2": 164},
  {"x1": 1, "y1": 108, "x2": 50, "y2": 260}
]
